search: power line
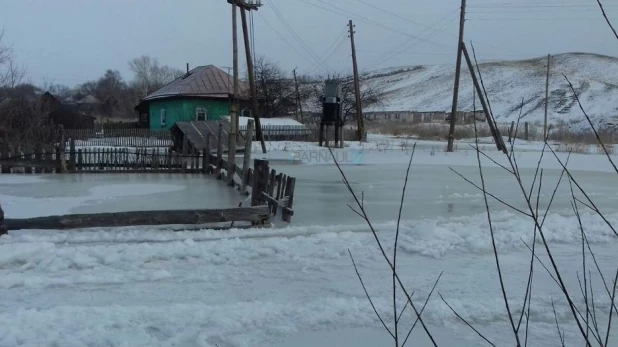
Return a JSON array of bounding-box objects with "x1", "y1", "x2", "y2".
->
[
  {"x1": 363, "y1": 9, "x2": 460, "y2": 70},
  {"x1": 265, "y1": 0, "x2": 329, "y2": 72},
  {"x1": 255, "y1": 11, "x2": 324, "y2": 72},
  {"x1": 299, "y1": 0, "x2": 454, "y2": 50}
]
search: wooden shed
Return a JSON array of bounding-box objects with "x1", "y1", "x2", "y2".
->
[{"x1": 170, "y1": 120, "x2": 246, "y2": 154}]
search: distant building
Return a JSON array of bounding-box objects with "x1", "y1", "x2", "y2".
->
[
  {"x1": 40, "y1": 92, "x2": 96, "y2": 129},
  {"x1": 364, "y1": 110, "x2": 485, "y2": 124},
  {"x1": 134, "y1": 65, "x2": 252, "y2": 130}
]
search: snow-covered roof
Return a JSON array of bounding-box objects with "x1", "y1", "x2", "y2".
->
[{"x1": 226, "y1": 116, "x2": 306, "y2": 128}]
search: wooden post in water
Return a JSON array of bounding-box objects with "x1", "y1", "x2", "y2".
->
[
  {"x1": 251, "y1": 159, "x2": 269, "y2": 208},
  {"x1": 216, "y1": 123, "x2": 224, "y2": 179},
  {"x1": 282, "y1": 176, "x2": 296, "y2": 223},
  {"x1": 69, "y1": 138, "x2": 76, "y2": 172},
  {"x1": 241, "y1": 119, "x2": 254, "y2": 193},
  {"x1": 58, "y1": 125, "x2": 67, "y2": 173},
  {"x1": 508, "y1": 121, "x2": 515, "y2": 144},
  {"x1": 34, "y1": 144, "x2": 43, "y2": 174},
  {"x1": 0, "y1": 202, "x2": 7, "y2": 236},
  {"x1": 204, "y1": 134, "x2": 212, "y2": 174}
]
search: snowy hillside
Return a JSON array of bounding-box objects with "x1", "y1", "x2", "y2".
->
[{"x1": 362, "y1": 53, "x2": 618, "y2": 129}]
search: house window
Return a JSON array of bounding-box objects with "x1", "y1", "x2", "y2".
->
[
  {"x1": 241, "y1": 108, "x2": 251, "y2": 118},
  {"x1": 160, "y1": 109, "x2": 166, "y2": 127},
  {"x1": 196, "y1": 108, "x2": 207, "y2": 121}
]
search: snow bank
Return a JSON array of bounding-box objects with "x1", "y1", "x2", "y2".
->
[{"x1": 1, "y1": 206, "x2": 617, "y2": 345}]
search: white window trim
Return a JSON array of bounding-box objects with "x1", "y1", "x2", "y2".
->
[
  {"x1": 196, "y1": 108, "x2": 207, "y2": 121},
  {"x1": 160, "y1": 109, "x2": 166, "y2": 126}
]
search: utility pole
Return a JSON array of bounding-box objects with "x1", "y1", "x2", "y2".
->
[
  {"x1": 227, "y1": 2, "x2": 239, "y2": 186},
  {"x1": 349, "y1": 20, "x2": 365, "y2": 142},
  {"x1": 447, "y1": 0, "x2": 467, "y2": 152},
  {"x1": 462, "y1": 43, "x2": 507, "y2": 154},
  {"x1": 229, "y1": 0, "x2": 267, "y2": 153},
  {"x1": 293, "y1": 68, "x2": 304, "y2": 123},
  {"x1": 544, "y1": 54, "x2": 551, "y2": 140}
]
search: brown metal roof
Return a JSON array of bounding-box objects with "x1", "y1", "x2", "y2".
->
[{"x1": 142, "y1": 65, "x2": 250, "y2": 102}]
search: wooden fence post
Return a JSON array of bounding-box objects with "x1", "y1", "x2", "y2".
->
[
  {"x1": 69, "y1": 138, "x2": 76, "y2": 172},
  {"x1": 58, "y1": 125, "x2": 68, "y2": 173},
  {"x1": 34, "y1": 144, "x2": 43, "y2": 174},
  {"x1": 251, "y1": 159, "x2": 269, "y2": 208},
  {"x1": 508, "y1": 121, "x2": 515, "y2": 144},
  {"x1": 241, "y1": 119, "x2": 254, "y2": 193},
  {"x1": 216, "y1": 123, "x2": 224, "y2": 179},
  {"x1": 0, "y1": 149, "x2": 10, "y2": 174},
  {"x1": 525, "y1": 122, "x2": 529, "y2": 141},
  {"x1": 282, "y1": 176, "x2": 296, "y2": 223},
  {"x1": 0, "y1": 202, "x2": 7, "y2": 236},
  {"x1": 204, "y1": 134, "x2": 212, "y2": 174}
]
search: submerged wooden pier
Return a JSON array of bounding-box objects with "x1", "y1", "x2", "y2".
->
[{"x1": 0, "y1": 120, "x2": 297, "y2": 234}]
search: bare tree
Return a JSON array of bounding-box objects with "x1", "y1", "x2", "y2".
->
[
  {"x1": 0, "y1": 30, "x2": 12, "y2": 71},
  {"x1": 129, "y1": 55, "x2": 184, "y2": 97},
  {"x1": 0, "y1": 30, "x2": 26, "y2": 89},
  {"x1": 595, "y1": 0, "x2": 618, "y2": 41},
  {"x1": 2, "y1": 58, "x2": 26, "y2": 88},
  {"x1": 253, "y1": 56, "x2": 298, "y2": 118}
]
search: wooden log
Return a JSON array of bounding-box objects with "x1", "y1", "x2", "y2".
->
[
  {"x1": 282, "y1": 176, "x2": 296, "y2": 223},
  {"x1": 4, "y1": 206, "x2": 271, "y2": 231},
  {"x1": 241, "y1": 120, "x2": 254, "y2": 192},
  {"x1": 251, "y1": 159, "x2": 269, "y2": 208}
]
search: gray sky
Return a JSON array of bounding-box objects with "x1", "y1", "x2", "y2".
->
[{"x1": 1, "y1": 0, "x2": 617, "y2": 87}]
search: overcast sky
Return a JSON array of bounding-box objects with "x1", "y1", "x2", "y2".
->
[{"x1": 1, "y1": 0, "x2": 617, "y2": 87}]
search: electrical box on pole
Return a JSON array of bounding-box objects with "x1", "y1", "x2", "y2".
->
[{"x1": 319, "y1": 79, "x2": 343, "y2": 148}]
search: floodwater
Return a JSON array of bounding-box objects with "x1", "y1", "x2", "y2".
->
[
  {"x1": 0, "y1": 163, "x2": 617, "y2": 225},
  {"x1": 2, "y1": 159, "x2": 618, "y2": 346},
  {"x1": 269, "y1": 162, "x2": 618, "y2": 226}
]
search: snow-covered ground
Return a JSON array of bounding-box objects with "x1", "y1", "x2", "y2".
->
[
  {"x1": 1, "y1": 137, "x2": 618, "y2": 346},
  {"x1": 356, "y1": 53, "x2": 618, "y2": 130}
]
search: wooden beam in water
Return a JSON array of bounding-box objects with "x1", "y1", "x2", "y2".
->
[{"x1": 4, "y1": 206, "x2": 271, "y2": 231}]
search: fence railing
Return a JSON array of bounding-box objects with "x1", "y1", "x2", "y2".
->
[
  {"x1": 64, "y1": 128, "x2": 173, "y2": 147},
  {"x1": 239, "y1": 124, "x2": 364, "y2": 142}
]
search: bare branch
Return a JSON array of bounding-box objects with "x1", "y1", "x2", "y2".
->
[
  {"x1": 402, "y1": 272, "x2": 443, "y2": 347},
  {"x1": 595, "y1": 0, "x2": 618, "y2": 41},
  {"x1": 348, "y1": 249, "x2": 395, "y2": 339},
  {"x1": 439, "y1": 293, "x2": 496, "y2": 346},
  {"x1": 329, "y1": 148, "x2": 438, "y2": 345},
  {"x1": 472, "y1": 119, "x2": 522, "y2": 345}
]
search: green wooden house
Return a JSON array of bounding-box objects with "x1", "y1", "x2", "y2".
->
[{"x1": 135, "y1": 65, "x2": 251, "y2": 129}]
